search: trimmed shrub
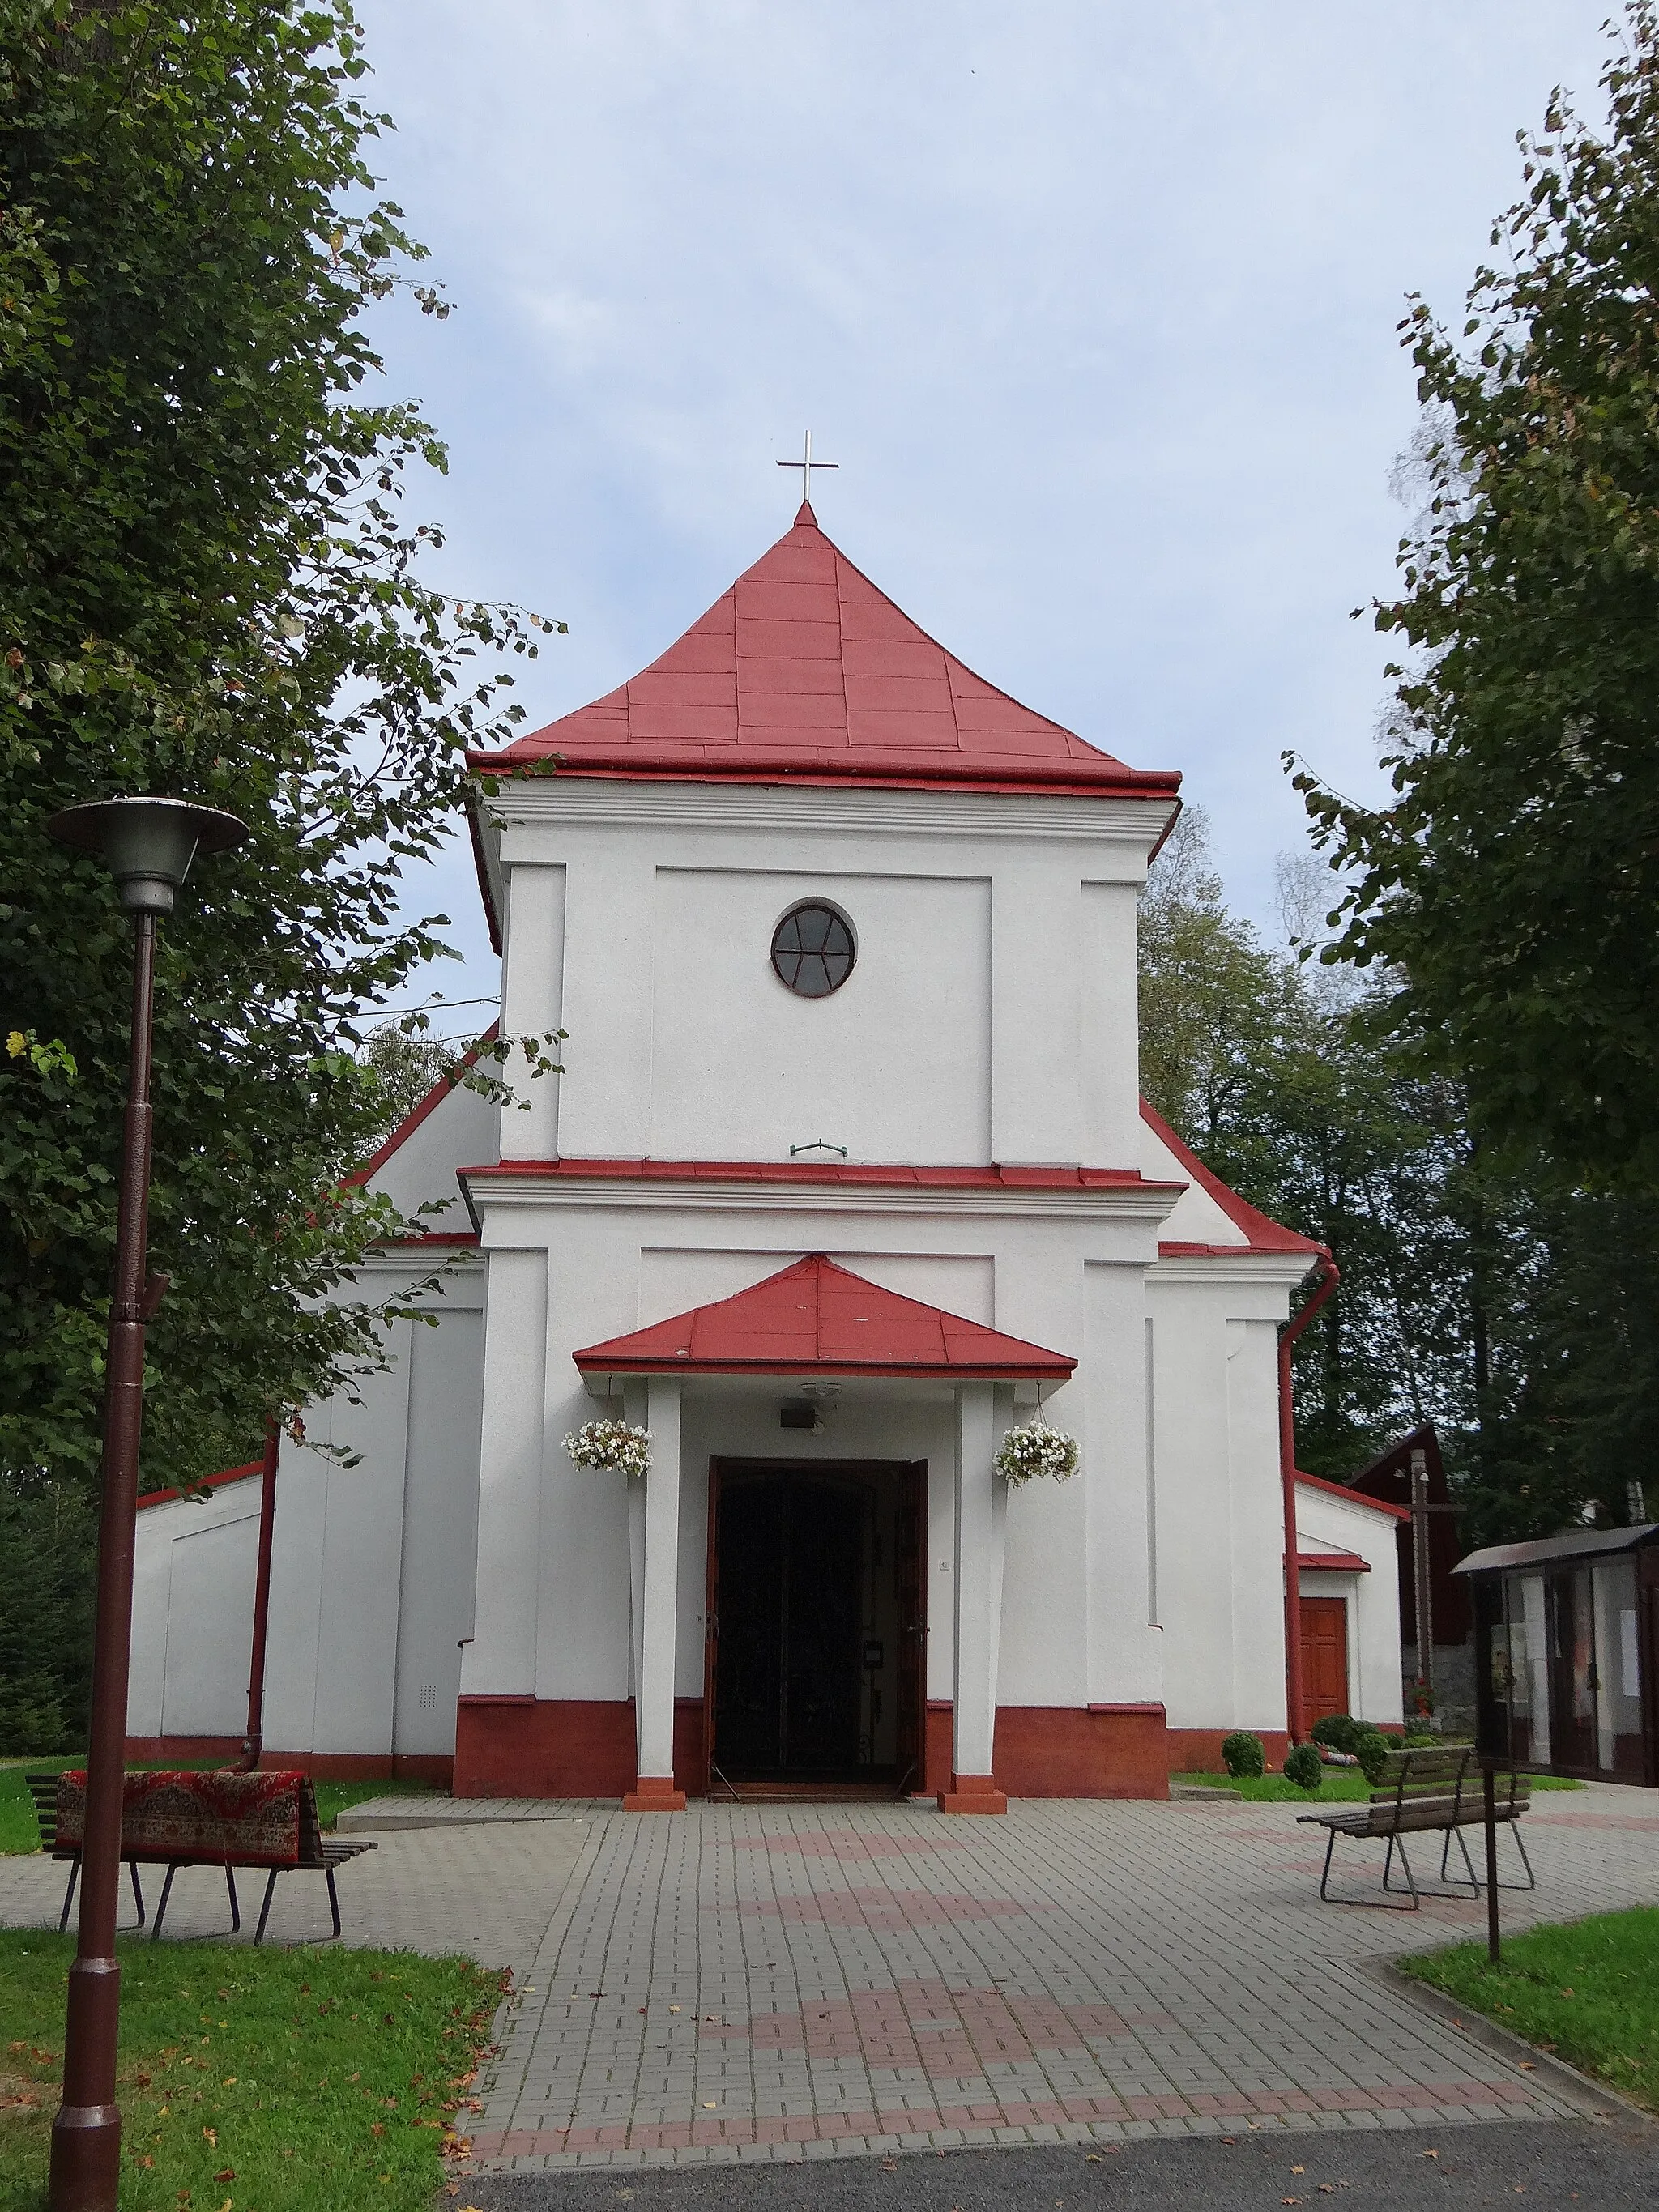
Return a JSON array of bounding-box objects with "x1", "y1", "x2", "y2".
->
[
  {"x1": 1283, "y1": 1742, "x2": 1323, "y2": 1791},
  {"x1": 1220, "y1": 1730, "x2": 1265, "y2": 1779},
  {"x1": 1309, "y1": 1714, "x2": 1362, "y2": 1756},
  {"x1": 1355, "y1": 1728, "x2": 1392, "y2": 1784}
]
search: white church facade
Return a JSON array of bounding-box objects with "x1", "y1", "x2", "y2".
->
[{"x1": 127, "y1": 505, "x2": 1405, "y2": 1804}]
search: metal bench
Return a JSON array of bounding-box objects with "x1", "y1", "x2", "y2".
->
[
  {"x1": 1298, "y1": 1745, "x2": 1534, "y2": 1909},
  {"x1": 28, "y1": 1769, "x2": 375, "y2": 1943},
  {"x1": 27, "y1": 1772, "x2": 152, "y2": 1933},
  {"x1": 249, "y1": 1779, "x2": 375, "y2": 1945}
]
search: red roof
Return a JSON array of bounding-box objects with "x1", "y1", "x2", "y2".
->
[
  {"x1": 1295, "y1": 1469, "x2": 1410, "y2": 1522},
  {"x1": 573, "y1": 1253, "x2": 1075, "y2": 1379},
  {"x1": 476, "y1": 506, "x2": 1181, "y2": 801},
  {"x1": 1140, "y1": 1101, "x2": 1323, "y2": 1259}
]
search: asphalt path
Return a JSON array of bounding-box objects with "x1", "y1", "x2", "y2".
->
[{"x1": 462, "y1": 2116, "x2": 1657, "y2": 2210}]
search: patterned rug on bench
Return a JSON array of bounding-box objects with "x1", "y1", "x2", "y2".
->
[{"x1": 56, "y1": 1769, "x2": 304, "y2": 1867}]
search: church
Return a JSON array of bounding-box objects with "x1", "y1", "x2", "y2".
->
[{"x1": 126, "y1": 502, "x2": 1405, "y2": 1805}]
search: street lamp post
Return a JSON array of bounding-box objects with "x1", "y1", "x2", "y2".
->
[{"x1": 43, "y1": 797, "x2": 247, "y2": 2212}]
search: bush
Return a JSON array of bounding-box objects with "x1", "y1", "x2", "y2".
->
[
  {"x1": 1355, "y1": 1728, "x2": 1392, "y2": 1784},
  {"x1": 1220, "y1": 1730, "x2": 1265, "y2": 1779},
  {"x1": 1309, "y1": 1714, "x2": 1362, "y2": 1756},
  {"x1": 1283, "y1": 1742, "x2": 1323, "y2": 1791}
]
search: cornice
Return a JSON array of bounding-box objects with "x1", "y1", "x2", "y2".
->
[
  {"x1": 1149, "y1": 1246, "x2": 1316, "y2": 1289},
  {"x1": 458, "y1": 1165, "x2": 1184, "y2": 1231},
  {"x1": 479, "y1": 778, "x2": 1175, "y2": 850}
]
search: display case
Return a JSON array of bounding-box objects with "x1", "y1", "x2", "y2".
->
[{"x1": 1453, "y1": 1524, "x2": 1659, "y2": 1784}]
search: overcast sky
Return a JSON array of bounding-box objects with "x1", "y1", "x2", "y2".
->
[{"x1": 352, "y1": 0, "x2": 1617, "y2": 1027}]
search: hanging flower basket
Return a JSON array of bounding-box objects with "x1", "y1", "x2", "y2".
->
[
  {"x1": 564, "y1": 1418, "x2": 651, "y2": 1477},
  {"x1": 995, "y1": 1421, "x2": 1079, "y2": 1487}
]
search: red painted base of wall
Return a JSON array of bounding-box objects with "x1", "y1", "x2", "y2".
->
[
  {"x1": 457, "y1": 1699, "x2": 1173, "y2": 1801},
  {"x1": 1166, "y1": 1728, "x2": 1291, "y2": 1775},
  {"x1": 122, "y1": 1738, "x2": 454, "y2": 1787}
]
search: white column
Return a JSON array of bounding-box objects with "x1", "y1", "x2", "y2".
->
[
  {"x1": 990, "y1": 858, "x2": 1081, "y2": 1165},
  {"x1": 497, "y1": 863, "x2": 565, "y2": 1161},
  {"x1": 625, "y1": 1375, "x2": 685, "y2": 1809},
  {"x1": 556, "y1": 848, "x2": 655, "y2": 1159},
  {"x1": 622, "y1": 1381, "x2": 648, "y2": 1713},
  {"x1": 1084, "y1": 1262, "x2": 1165, "y2": 1706},
  {"x1": 943, "y1": 1380, "x2": 1011, "y2": 1811},
  {"x1": 458, "y1": 1249, "x2": 548, "y2": 1698}
]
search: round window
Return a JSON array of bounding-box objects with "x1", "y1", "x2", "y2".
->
[{"x1": 771, "y1": 902, "x2": 855, "y2": 998}]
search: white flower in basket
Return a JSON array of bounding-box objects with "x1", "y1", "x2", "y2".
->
[
  {"x1": 565, "y1": 1418, "x2": 652, "y2": 1477},
  {"x1": 995, "y1": 1420, "x2": 1079, "y2": 1487}
]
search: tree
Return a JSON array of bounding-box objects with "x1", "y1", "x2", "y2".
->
[
  {"x1": 1293, "y1": 2, "x2": 1659, "y2": 1190},
  {"x1": 1140, "y1": 816, "x2": 1659, "y2": 1538},
  {"x1": 1141, "y1": 812, "x2": 1473, "y2": 1475},
  {"x1": 1, "y1": 2, "x2": 554, "y2": 1497},
  {"x1": 360, "y1": 1021, "x2": 449, "y2": 1149}
]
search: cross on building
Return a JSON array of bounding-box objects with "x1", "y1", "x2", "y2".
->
[{"x1": 777, "y1": 428, "x2": 838, "y2": 507}]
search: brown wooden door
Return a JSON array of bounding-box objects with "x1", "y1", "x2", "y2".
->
[
  {"x1": 1299, "y1": 1597, "x2": 1350, "y2": 1724},
  {"x1": 894, "y1": 1463, "x2": 927, "y2": 1792}
]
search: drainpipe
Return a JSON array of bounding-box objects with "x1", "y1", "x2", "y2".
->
[
  {"x1": 1279, "y1": 1255, "x2": 1339, "y2": 1746},
  {"x1": 238, "y1": 1423, "x2": 281, "y2": 1771}
]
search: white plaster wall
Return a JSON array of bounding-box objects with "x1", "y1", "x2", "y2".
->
[
  {"x1": 480, "y1": 1194, "x2": 1175, "y2": 1717},
  {"x1": 159, "y1": 1516, "x2": 260, "y2": 1736},
  {"x1": 497, "y1": 863, "x2": 565, "y2": 1161},
  {"x1": 394, "y1": 1308, "x2": 486, "y2": 1755},
  {"x1": 127, "y1": 1267, "x2": 488, "y2": 1759},
  {"x1": 366, "y1": 1068, "x2": 500, "y2": 1222},
  {"x1": 1296, "y1": 1482, "x2": 1406, "y2": 1728},
  {"x1": 1147, "y1": 1264, "x2": 1301, "y2": 1735},
  {"x1": 1139, "y1": 1118, "x2": 1247, "y2": 1247},
  {"x1": 129, "y1": 1477, "x2": 262, "y2": 1738},
  {"x1": 1227, "y1": 1317, "x2": 1290, "y2": 1730},
  {"x1": 650, "y1": 869, "x2": 992, "y2": 1165},
  {"x1": 486, "y1": 782, "x2": 1167, "y2": 1175}
]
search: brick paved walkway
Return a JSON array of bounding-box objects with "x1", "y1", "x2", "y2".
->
[{"x1": 466, "y1": 1788, "x2": 1659, "y2": 2172}]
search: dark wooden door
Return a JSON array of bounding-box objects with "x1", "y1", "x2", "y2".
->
[
  {"x1": 1299, "y1": 1597, "x2": 1349, "y2": 1724},
  {"x1": 713, "y1": 1474, "x2": 864, "y2": 1779},
  {"x1": 893, "y1": 1463, "x2": 928, "y2": 1792}
]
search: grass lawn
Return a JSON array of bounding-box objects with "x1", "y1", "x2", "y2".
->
[
  {"x1": 1401, "y1": 1907, "x2": 1659, "y2": 2114},
  {"x1": 0, "y1": 1764, "x2": 437, "y2": 1856},
  {"x1": 1177, "y1": 1768, "x2": 1582, "y2": 1803},
  {"x1": 0, "y1": 1929, "x2": 502, "y2": 2212}
]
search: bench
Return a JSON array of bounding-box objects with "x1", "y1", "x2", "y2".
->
[
  {"x1": 28, "y1": 1769, "x2": 376, "y2": 1944},
  {"x1": 1297, "y1": 1745, "x2": 1534, "y2": 1910}
]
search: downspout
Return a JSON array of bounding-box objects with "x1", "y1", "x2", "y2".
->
[
  {"x1": 238, "y1": 1423, "x2": 281, "y2": 1771},
  {"x1": 1279, "y1": 1255, "x2": 1339, "y2": 1746}
]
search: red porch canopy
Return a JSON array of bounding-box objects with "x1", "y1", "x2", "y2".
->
[{"x1": 573, "y1": 1254, "x2": 1076, "y2": 1382}]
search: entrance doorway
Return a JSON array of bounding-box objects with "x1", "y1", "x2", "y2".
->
[
  {"x1": 1299, "y1": 1596, "x2": 1350, "y2": 1724},
  {"x1": 706, "y1": 1460, "x2": 926, "y2": 1796}
]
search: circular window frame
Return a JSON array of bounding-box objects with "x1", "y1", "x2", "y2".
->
[{"x1": 770, "y1": 898, "x2": 857, "y2": 999}]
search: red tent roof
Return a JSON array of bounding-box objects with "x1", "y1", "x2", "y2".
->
[
  {"x1": 573, "y1": 1253, "x2": 1076, "y2": 1380},
  {"x1": 477, "y1": 506, "x2": 1181, "y2": 800}
]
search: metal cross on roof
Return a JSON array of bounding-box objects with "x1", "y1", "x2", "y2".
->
[{"x1": 778, "y1": 428, "x2": 838, "y2": 508}]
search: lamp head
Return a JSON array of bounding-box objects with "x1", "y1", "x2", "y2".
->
[{"x1": 47, "y1": 795, "x2": 249, "y2": 914}]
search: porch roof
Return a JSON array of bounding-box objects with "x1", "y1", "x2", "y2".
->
[{"x1": 573, "y1": 1253, "x2": 1077, "y2": 1381}]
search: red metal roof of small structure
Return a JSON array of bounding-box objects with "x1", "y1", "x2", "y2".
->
[
  {"x1": 475, "y1": 506, "x2": 1182, "y2": 800},
  {"x1": 574, "y1": 1253, "x2": 1076, "y2": 1380}
]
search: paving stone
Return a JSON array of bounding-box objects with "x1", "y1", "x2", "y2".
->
[{"x1": 466, "y1": 1785, "x2": 1657, "y2": 2168}]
